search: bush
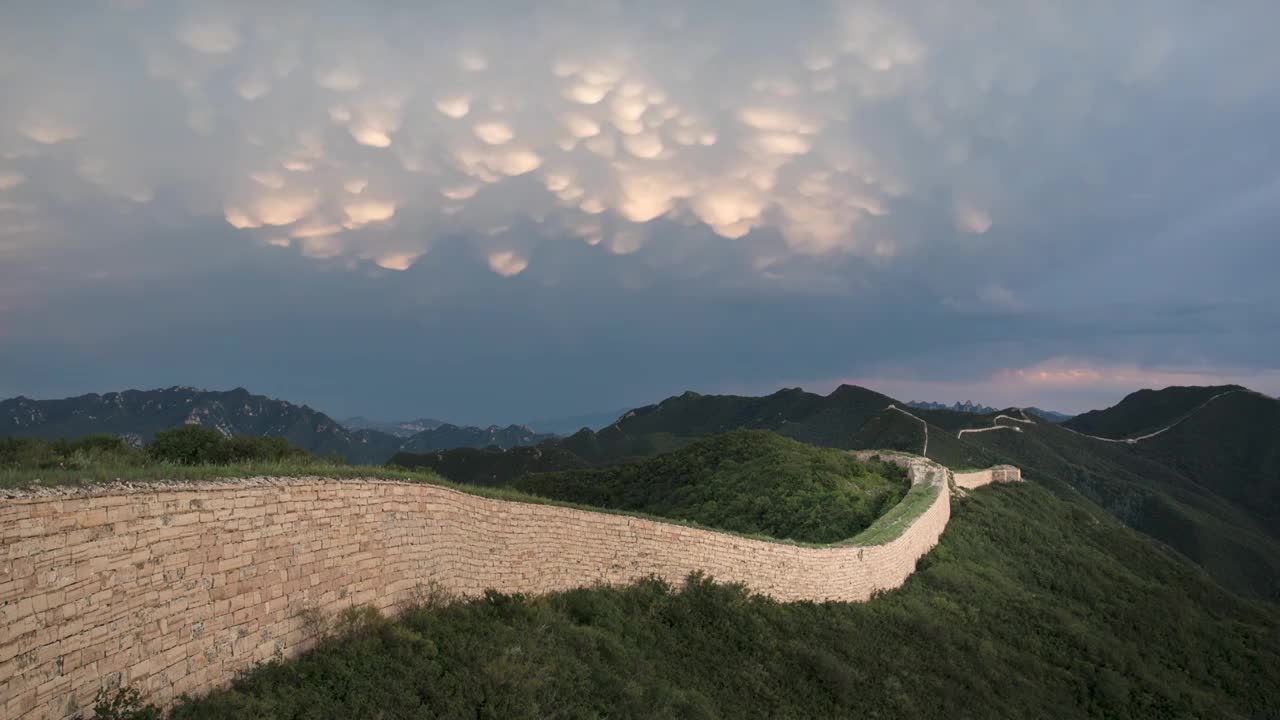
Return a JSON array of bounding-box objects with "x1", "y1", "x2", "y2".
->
[
  {"x1": 217, "y1": 436, "x2": 309, "y2": 463},
  {"x1": 148, "y1": 426, "x2": 315, "y2": 465},
  {"x1": 0, "y1": 437, "x2": 63, "y2": 469},
  {"x1": 148, "y1": 426, "x2": 227, "y2": 465},
  {"x1": 93, "y1": 686, "x2": 161, "y2": 720},
  {"x1": 0, "y1": 435, "x2": 142, "y2": 470}
]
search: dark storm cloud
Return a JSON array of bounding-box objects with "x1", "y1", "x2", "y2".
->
[{"x1": 1, "y1": 0, "x2": 1278, "y2": 419}]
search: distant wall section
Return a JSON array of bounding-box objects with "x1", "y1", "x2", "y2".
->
[{"x1": 953, "y1": 465, "x2": 1022, "y2": 490}]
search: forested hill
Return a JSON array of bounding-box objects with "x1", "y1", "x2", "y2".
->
[
  {"x1": 0, "y1": 387, "x2": 399, "y2": 461},
  {"x1": 1063, "y1": 384, "x2": 1246, "y2": 439}
]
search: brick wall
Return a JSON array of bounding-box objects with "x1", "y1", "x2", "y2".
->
[
  {"x1": 953, "y1": 465, "x2": 1022, "y2": 489},
  {"x1": 0, "y1": 456, "x2": 1018, "y2": 719}
]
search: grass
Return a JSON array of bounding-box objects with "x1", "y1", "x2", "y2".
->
[{"x1": 845, "y1": 480, "x2": 942, "y2": 545}]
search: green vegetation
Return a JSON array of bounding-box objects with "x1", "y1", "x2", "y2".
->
[
  {"x1": 388, "y1": 445, "x2": 590, "y2": 487},
  {"x1": 146, "y1": 426, "x2": 312, "y2": 465},
  {"x1": 0, "y1": 431, "x2": 420, "y2": 489},
  {"x1": 1063, "y1": 384, "x2": 1245, "y2": 439},
  {"x1": 954, "y1": 414, "x2": 1280, "y2": 601},
  {"x1": 848, "y1": 476, "x2": 940, "y2": 545},
  {"x1": 160, "y1": 482, "x2": 1280, "y2": 720},
  {"x1": 1135, "y1": 390, "x2": 1280, "y2": 530},
  {"x1": 513, "y1": 431, "x2": 908, "y2": 543}
]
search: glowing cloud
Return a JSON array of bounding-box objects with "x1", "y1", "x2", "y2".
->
[
  {"x1": 493, "y1": 150, "x2": 542, "y2": 176},
  {"x1": 487, "y1": 250, "x2": 528, "y2": 276},
  {"x1": 434, "y1": 95, "x2": 471, "y2": 119},
  {"x1": 350, "y1": 126, "x2": 392, "y2": 148},
  {"x1": 375, "y1": 251, "x2": 419, "y2": 271},
  {"x1": 622, "y1": 133, "x2": 663, "y2": 159},
  {"x1": 343, "y1": 200, "x2": 397, "y2": 228},
  {"x1": 19, "y1": 118, "x2": 80, "y2": 145},
  {"x1": 473, "y1": 121, "x2": 514, "y2": 145},
  {"x1": 561, "y1": 113, "x2": 600, "y2": 138},
  {"x1": 252, "y1": 195, "x2": 317, "y2": 227},
  {"x1": 563, "y1": 84, "x2": 609, "y2": 105}
]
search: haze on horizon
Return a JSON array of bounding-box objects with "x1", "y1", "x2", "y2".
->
[{"x1": 1, "y1": 1, "x2": 1277, "y2": 424}]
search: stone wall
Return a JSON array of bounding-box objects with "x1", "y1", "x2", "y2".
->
[
  {"x1": 953, "y1": 465, "x2": 1022, "y2": 490},
  {"x1": 0, "y1": 457, "x2": 1018, "y2": 719}
]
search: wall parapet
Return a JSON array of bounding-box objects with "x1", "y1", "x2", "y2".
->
[{"x1": 0, "y1": 455, "x2": 1019, "y2": 719}]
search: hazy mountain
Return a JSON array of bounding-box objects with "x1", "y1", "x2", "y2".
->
[
  {"x1": 524, "y1": 409, "x2": 628, "y2": 435},
  {"x1": 907, "y1": 399, "x2": 999, "y2": 414},
  {"x1": 396, "y1": 423, "x2": 554, "y2": 453},
  {"x1": 0, "y1": 388, "x2": 551, "y2": 464},
  {"x1": 341, "y1": 416, "x2": 446, "y2": 437},
  {"x1": 908, "y1": 400, "x2": 1072, "y2": 422},
  {"x1": 0, "y1": 386, "x2": 403, "y2": 463},
  {"x1": 1022, "y1": 407, "x2": 1074, "y2": 423}
]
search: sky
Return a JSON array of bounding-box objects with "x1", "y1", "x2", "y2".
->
[{"x1": 1, "y1": 1, "x2": 1278, "y2": 424}]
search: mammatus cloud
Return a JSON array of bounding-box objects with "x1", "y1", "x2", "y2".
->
[
  {"x1": 1, "y1": 1, "x2": 1278, "y2": 421},
  {"x1": 9, "y1": 1, "x2": 1269, "y2": 280}
]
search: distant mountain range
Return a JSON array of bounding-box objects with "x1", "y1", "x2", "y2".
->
[
  {"x1": 907, "y1": 400, "x2": 1073, "y2": 422},
  {"x1": 523, "y1": 409, "x2": 629, "y2": 435},
  {"x1": 908, "y1": 399, "x2": 999, "y2": 414},
  {"x1": 0, "y1": 387, "x2": 552, "y2": 464},
  {"x1": 341, "y1": 416, "x2": 446, "y2": 437}
]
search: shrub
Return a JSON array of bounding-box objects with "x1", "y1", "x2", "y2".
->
[
  {"x1": 93, "y1": 686, "x2": 161, "y2": 720},
  {"x1": 217, "y1": 435, "x2": 308, "y2": 463},
  {"x1": 0, "y1": 437, "x2": 62, "y2": 469},
  {"x1": 148, "y1": 425, "x2": 226, "y2": 465}
]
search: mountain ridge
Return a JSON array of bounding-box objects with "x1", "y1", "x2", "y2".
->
[{"x1": 0, "y1": 387, "x2": 554, "y2": 464}]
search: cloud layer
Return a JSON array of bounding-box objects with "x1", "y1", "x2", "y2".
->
[{"x1": 1, "y1": 1, "x2": 1278, "y2": 419}]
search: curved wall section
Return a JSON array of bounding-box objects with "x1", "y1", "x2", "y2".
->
[{"x1": 0, "y1": 457, "x2": 1018, "y2": 719}]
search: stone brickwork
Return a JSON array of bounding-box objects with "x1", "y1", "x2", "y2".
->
[
  {"x1": 953, "y1": 465, "x2": 1022, "y2": 490},
  {"x1": 0, "y1": 455, "x2": 1019, "y2": 719}
]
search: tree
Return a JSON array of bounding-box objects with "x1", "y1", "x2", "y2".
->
[{"x1": 148, "y1": 425, "x2": 225, "y2": 465}]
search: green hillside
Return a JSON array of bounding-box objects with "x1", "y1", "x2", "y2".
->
[
  {"x1": 165, "y1": 483, "x2": 1280, "y2": 720},
  {"x1": 1063, "y1": 385, "x2": 1245, "y2": 439},
  {"x1": 577, "y1": 385, "x2": 897, "y2": 456},
  {"x1": 1134, "y1": 391, "x2": 1280, "y2": 530},
  {"x1": 514, "y1": 430, "x2": 908, "y2": 543},
  {"x1": 951, "y1": 416, "x2": 1280, "y2": 600}
]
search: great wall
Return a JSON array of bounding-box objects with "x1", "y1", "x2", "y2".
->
[{"x1": 0, "y1": 454, "x2": 1020, "y2": 719}]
